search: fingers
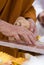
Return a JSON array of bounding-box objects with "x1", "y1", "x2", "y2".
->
[
  {"x1": 25, "y1": 30, "x2": 36, "y2": 45},
  {"x1": 13, "y1": 33, "x2": 21, "y2": 42},
  {"x1": 24, "y1": 28, "x2": 36, "y2": 45},
  {"x1": 34, "y1": 28, "x2": 38, "y2": 38},
  {"x1": 18, "y1": 32, "x2": 32, "y2": 45},
  {"x1": 30, "y1": 22, "x2": 34, "y2": 32},
  {"x1": 13, "y1": 32, "x2": 25, "y2": 44},
  {"x1": 24, "y1": 28, "x2": 36, "y2": 40},
  {"x1": 13, "y1": 26, "x2": 36, "y2": 45},
  {"x1": 31, "y1": 21, "x2": 35, "y2": 32},
  {"x1": 28, "y1": 19, "x2": 38, "y2": 40},
  {"x1": 28, "y1": 19, "x2": 34, "y2": 32},
  {"x1": 28, "y1": 19, "x2": 36, "y2": 33},
  {"x1": 27, "y1": 31, "x2": 36, "y2": 44},
  {"x1": 18, "y1": 29, "x2": 36, "y2": 45},
  {"x1": 28, "y1": 33, "x2": 36, "y2": 45}
]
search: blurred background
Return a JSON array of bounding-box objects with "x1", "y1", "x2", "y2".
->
[
  {"x1": 33, "y1": 0, "x2": 44, "y2": 17},
  {"x1": 33, "y1": 0, "x2": 44, "y2": 36}
]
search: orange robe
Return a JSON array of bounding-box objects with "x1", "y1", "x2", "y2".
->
[
  {"x1": 0, "y1": 0, "x2": 36, "y2": 57},
  {"x1": 0, "y1": 0, "x2": 36, "y2": 23}
]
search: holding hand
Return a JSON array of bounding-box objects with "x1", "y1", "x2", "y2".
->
[
  {"x1": 14, "y1": 17, "x2": 38, "y2": 40},
  {"x1": 0, "y1": 19, "x2": 36, "y2": 45}
]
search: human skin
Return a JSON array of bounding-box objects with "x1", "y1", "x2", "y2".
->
[{"x1": 0, "y1": 19, "x2": 36, "y2": 45}]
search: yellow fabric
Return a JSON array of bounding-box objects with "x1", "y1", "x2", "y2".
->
[
  {"x1": 0, "y1": 52, "x2": 26, "y2": 64},
  {"x1": 0, "y1": 46, "x2": 25, "y2": 58}
]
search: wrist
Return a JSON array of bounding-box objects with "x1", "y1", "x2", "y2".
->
[{"x1": 0, "y1": 19, "x2": 13, "y2": 34}]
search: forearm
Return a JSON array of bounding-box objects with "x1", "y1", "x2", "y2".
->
[{"x1": 0, "y1": 19, "x2": 13, "y2": 33}]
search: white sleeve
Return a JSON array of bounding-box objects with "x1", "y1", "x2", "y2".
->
[{"x1": 33, "y1": 0, "x2": 43, "y2": 17}]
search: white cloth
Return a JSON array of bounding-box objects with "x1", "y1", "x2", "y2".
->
[
  {"x1": 36, "y1": 20, "x2": 44, "y2": 36},
  {"x1": 22, "y1": 55, "x2": 44, "y2": 65},
  {"x1": 33, "y1": 0, "x2": 44, "y2": 17},
  {"x1": 22, "y1": 1, "x2": 44, "y2": 65},
  {"x1": 23, "y1": 1, "x2": 44, "y2": 65},
  {"x1": 33, "y1": 0, "x2": 44, "y2": 36}
]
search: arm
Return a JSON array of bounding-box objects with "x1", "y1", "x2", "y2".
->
[
  {"x1": 0, "y1": 19, "x2": 13, "y2": 37},
  {"x1": 0, "y1": 19, "x2": 36, "y2": 45}
]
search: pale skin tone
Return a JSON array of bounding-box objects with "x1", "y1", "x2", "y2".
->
[{"x1": 0, "y1": 17, "x2": 37, "y2": 45}]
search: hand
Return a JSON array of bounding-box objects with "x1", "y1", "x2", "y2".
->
[
  {"x1": 13, "y1": 25, "x2": 36, "y2": 45},
  {"x1": 14, "y1": 17, "x2": 38, "y2": 39},
  {"x1": 14, "y1": 17, "x2": 30, "y2": 29},
  {"x1": 28, "y1": 19, "x2": 38, "y2": 39},
  {"x1": 37, "y1": 11, "x2": 44, "y2": 27},
  {"x1": 0, "y1": 20, "x2": 36, "y2": 45},
  {"x1": 2, "y1": 25, "x2": 36, "y2": 45}
]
